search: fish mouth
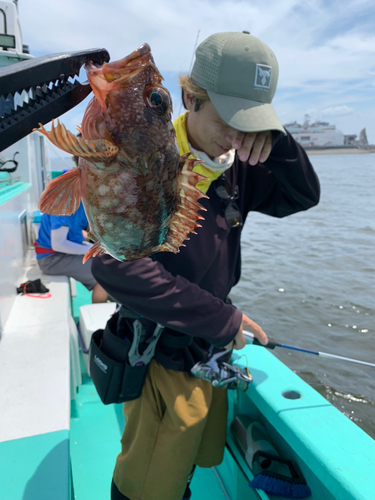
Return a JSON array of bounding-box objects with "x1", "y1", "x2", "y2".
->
[
  {"x1": 84, "y1": 43, "x2": 163, "y2": 107},
  {"x1": 86, "y1": 43, "x2": 161, "y2": 86},
  {"x1": 115, "y1": 43, "x2": 152, "y2": 71}
]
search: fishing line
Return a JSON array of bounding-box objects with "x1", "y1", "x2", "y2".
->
[
  {"x1": 35, "y1": 131, "x2": 73, "y2": 171},
  {"x1": 243, "y1": 330, "x2": 375, "y2": 368},
  {"x1": 188, "y1": 29, "x2": 201, "y2": 75},
  {"x1": 178, "y1": 29, "x2": 201, "y2": 117}
]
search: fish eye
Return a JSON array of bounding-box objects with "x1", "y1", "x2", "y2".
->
[{"x1": 145, "y1": 86, "x2": 171, "y2": 115}]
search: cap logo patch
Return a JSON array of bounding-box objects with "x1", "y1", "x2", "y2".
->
[{"x1": 254, "y1": 64, "x2": 272, "y2": 90}]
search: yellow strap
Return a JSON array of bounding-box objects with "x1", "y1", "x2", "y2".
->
[{"x1": 173, "y1": 113, "x2": 222, "y2": 194}]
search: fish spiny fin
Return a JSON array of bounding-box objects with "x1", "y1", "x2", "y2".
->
[
  {"x1": 34, "y1": 120, "x2": 119, "y2": 161},
  {"x1": 82, "y1": 242, "x2": 106, "y2": 263},
  {"x1": 159, "y1": 156, "x2": 208, "y2": 253},
  {"x1": 39, "y1": 168, "x2": 81, "y2": 215}
]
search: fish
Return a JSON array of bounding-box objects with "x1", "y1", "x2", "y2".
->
[{"x1": 35, "y1": 43, "x2": 207, "y2": 263}]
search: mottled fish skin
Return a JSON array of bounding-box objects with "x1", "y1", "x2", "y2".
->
[{"x1": 36, "y1": 44, "x2": 207, "y2": 262}]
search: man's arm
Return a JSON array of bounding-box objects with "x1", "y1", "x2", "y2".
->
[
  {"x1": 51, "y1": 226, "x2": 93, "y2": 254},
  {"x1": 92, "y1": 254, "x2": 242, "y2": 348},
  {"x1": 244, "y1": 130, "x2": 320, "y2": 217},
  {"x1": 226, "y1": 313, "x2": 268, "y2": 350}
]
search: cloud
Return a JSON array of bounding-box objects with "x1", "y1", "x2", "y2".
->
[
  {"x1": 19, "y1": 0, "x2": 375, "y2": 99},
  {"x1": 322, "y1": 105, "x2": 355, "y2": 116},
  {"x1": 19, "y1": 1, "x2": 375, "y2": 90},
  {"x1": 16, "y1": 0, "x2": 375, "y2": 146}
]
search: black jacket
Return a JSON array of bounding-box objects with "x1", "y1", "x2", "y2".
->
[{"x1": 92, "y1": 131, "x2": 320, "y2": 372}]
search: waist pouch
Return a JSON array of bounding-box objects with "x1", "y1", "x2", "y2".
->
[{"x1": 89, "y1": 312, "x2": 164, "y2": 405}]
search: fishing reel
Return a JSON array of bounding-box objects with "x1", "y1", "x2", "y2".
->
[{"x1": 191, "y1": 348, "x2": 252, "y2": 391}]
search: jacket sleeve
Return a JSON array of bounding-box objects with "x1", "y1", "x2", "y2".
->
[
  {"x1": 91, "y1": 254, "x2": 242, "y2": 348},
  {"x1": 51, "y1": 226, "x2": 92, "y2": 254},
  {"x1": 245, "y1": 130, "x2": 321, "y2": 217}
]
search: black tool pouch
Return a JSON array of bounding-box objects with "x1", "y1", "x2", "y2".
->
[{"x1": 89, "y1": 312, "x2": 152, "y2": 405}]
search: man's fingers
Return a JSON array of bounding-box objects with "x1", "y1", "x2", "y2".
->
[
  {"x1": 253, "y1": 327, "x2": 268, "y2": 345},
  {"x1": 242, "y1": 315, "x2": 268, "y2": 345},
  {"x1": 248, "y1": 132, "x2": 271, "y2": 165},
  {"x1": 247, "y1": 320, "x2": 268, "y2": 345},
  {"x1": 235, "y1": 131, "x2": 272, "y2": 165},
  {"x1": 259, "y1": 132, "x2": 272, "y2": 163},
  {"x1": 237, "y1": 133, "x2": 256, "y2": 161},
  {"x1": 226, "y1": 315, "x2": 267, "y2": 353},
  {"x1": 248, "y1": 135, "x2": 266, "y2": 165},
  {"x1": 250, "y1": 325, "x2": 268, "y2": 345}
]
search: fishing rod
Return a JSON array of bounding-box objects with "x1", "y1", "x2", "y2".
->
[{"x1": 243, "y1": 331, "x2": 375, "y2": 368}]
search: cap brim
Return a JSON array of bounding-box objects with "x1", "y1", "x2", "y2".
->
[{"x1": 207, "y1": 90, "x2": 286, "y2": 135}]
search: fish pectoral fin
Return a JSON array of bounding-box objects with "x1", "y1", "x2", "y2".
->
[
  {"x1": 39, "y1": 168, "x2": 81, "y2": 215},
  {"x1": 82, "y1": 242, "x2": 106, "y2": 264},
  {"x1": 34, "y1": 120, "x2": 119, "y2": 161},
  {"x1": 159, "y1": 156, "x2": 208, "y2": 253}
]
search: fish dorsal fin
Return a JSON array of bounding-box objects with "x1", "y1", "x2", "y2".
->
[
  {"x1": 34, "y1": 120, "x2": 118, "y2": 161},
  {"x1": 39, "y1": 168, "x2": 81, "y2": 215},
  {"x1": 159, "y1": 155, "x2": 208, "y2": 253},
  {"x1": 83, "y1": 242, "x2": 107, "y2": 263}
]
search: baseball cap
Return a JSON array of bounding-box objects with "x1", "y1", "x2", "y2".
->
[{"x1": 190, "y1": 31, "x2": 286, "y2": 135}]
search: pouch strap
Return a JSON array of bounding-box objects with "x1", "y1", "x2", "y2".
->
[
  {"x1": 128, "y1": 323, "x2": 164, "y2": 367},
  {"x1": 159, "y1": 330, "x2": 192, "y2": 348}
]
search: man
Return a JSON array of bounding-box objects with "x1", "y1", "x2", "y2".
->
[
  {"x1": 91, "y1": 31, "x2": 320, "y2": 500},
  {"x1": 36, "y1": 198, "x2": 108, "y2": 303}
]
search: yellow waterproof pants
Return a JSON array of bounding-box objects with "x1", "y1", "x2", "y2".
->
[{"x1": 113, "y1": 359, "x2": 228, "y2": 500}]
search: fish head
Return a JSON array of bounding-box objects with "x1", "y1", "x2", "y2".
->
[{"x1": 83, "y1": 43, "x2": 175, "y2": 161}]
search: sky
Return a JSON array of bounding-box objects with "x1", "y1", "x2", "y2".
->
[{"x1": 17, "y1": 0, "x2": 375, "y2": 158}]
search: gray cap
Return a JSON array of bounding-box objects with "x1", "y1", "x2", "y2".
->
[{"x1": 191, "y1": 31, "x2": 286, "y2": 135}]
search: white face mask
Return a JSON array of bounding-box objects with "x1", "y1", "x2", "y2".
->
[{"x1": 188, "y1": 143, "x2": 236, "y2": 173}]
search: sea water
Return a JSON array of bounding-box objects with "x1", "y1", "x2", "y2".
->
[{"x1": 231, "y1": 153, "x2": 375, "y2": 438}]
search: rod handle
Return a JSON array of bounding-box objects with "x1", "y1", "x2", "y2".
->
[
  {"x1": 243, "y1": 331, "x2": 277, "y2": 350},
  {"x1": 253, "y1": 338, "x2": 277, "y2": 349}
]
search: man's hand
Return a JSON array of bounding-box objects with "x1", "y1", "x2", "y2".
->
[
  {"x1": 225, "y1": 313, "x2": 268, "y2": 350},
  {"x1": 227, "y1": 131, "x2": 272, "y2": 166}
]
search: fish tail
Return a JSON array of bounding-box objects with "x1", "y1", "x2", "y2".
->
[
  {"x1": 82, "y1": 242, "x2": 106, "y2": 263},
  {"x1": 159, "y1": 156, "x2": 208, "y2": 253},
  {"x1": 34, "y1": 120, "x2": 119, "y2": 161},
  {"x1": 39, "y1": 168, "x2": 81, "y2": 215}
]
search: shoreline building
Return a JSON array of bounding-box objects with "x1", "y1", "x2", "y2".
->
[
  {"x1": 284, "y1": 115, "x2": 345, "y2": 148},
  {"x1": 283, "y1": 115, "x2": 369, "y2": 149}
]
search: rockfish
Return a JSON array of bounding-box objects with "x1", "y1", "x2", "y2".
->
[{"x1": 36, "y1": 43, "x2": 207, "y2": 262}]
